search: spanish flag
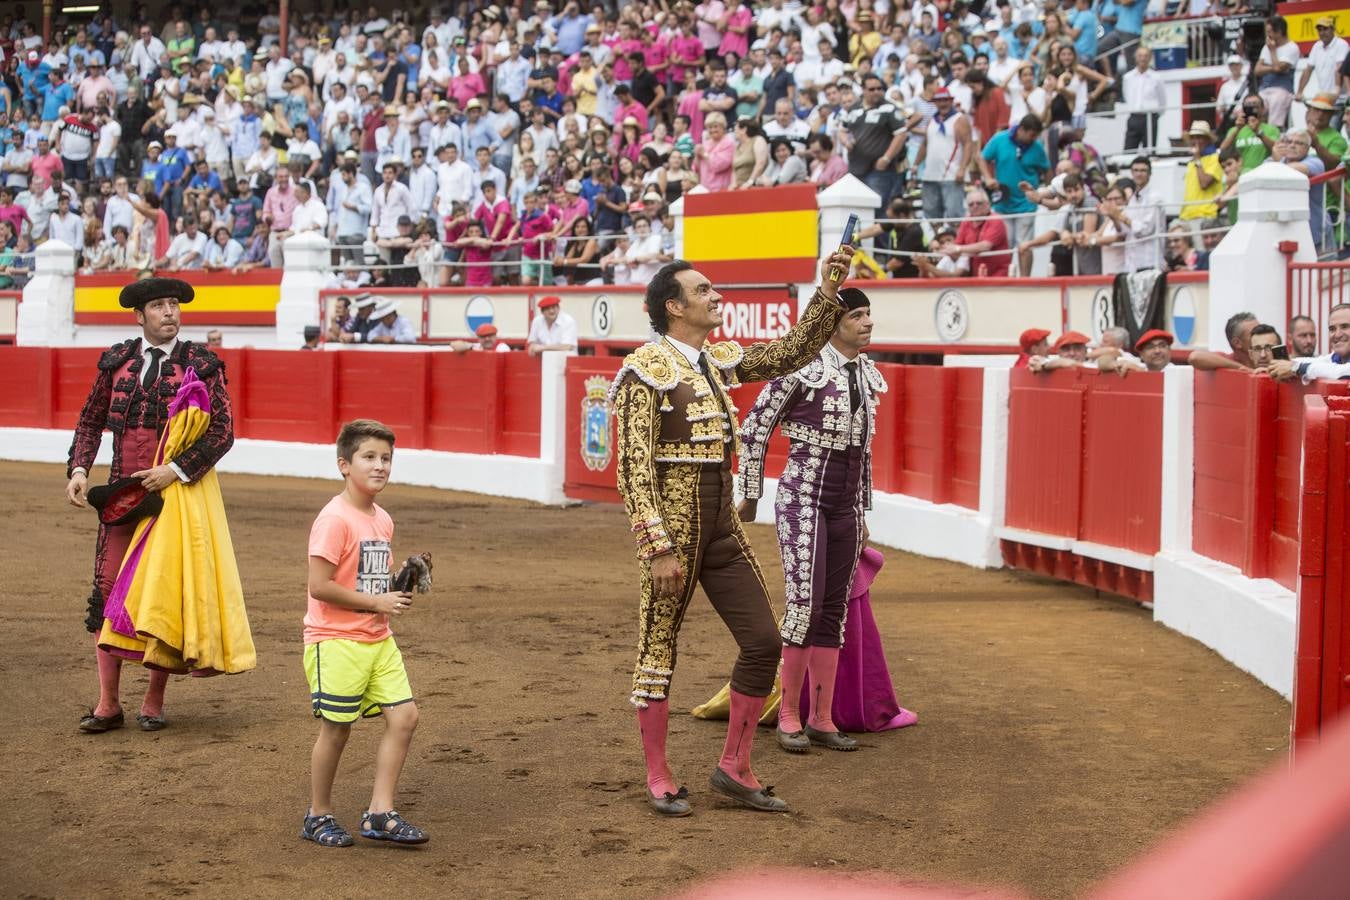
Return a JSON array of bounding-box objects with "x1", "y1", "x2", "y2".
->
[{"x1": 683, "y1": 184, "x2": 819, "y2": 283}]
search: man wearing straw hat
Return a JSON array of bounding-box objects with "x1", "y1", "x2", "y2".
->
[
  {"x1": 64, "y1": 277, "x2": 235, "y2": 734},
  {"x1": 367, "y1": 298, "x2": 418, "y2": 344}
]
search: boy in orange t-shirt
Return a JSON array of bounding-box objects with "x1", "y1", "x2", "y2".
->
[{"x1": 301, "y1": 419, "x2": 427, "y2": 848}]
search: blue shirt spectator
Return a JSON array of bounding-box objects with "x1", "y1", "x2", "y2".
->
[
  {"x1": 981, "y1": 122, "x2": 1051, "y2": 215},
  {"x1": 1071, "y1": 6, "x2": 1099, "y2": 60},
  {"x1": 189, "y1": 167, "x2": 224, "y2": 194},
  {"x1": 1115, "y1": 0, "x2": 1146, "y2": 36},
  {"x1": 18, "y1": 59, "x2": 51, "y2": 106},
  {"x1": 462, "y1": 110, "x2": 496, "y2": 153},
  {"x1": 551, "y1": 12, "x2": 594, "y2": 56},
  {"x1": 155, "y1": 143, "x2": 191, "y2": 193},
  {"x1": 42, "y1": 80, "x2": 75, "y2": 122}
]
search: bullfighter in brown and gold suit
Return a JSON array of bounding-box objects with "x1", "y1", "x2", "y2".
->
[{"x1": 610, "y1": 248, "x2": 854, "y2": 817}]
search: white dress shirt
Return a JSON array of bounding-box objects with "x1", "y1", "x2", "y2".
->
[
  {"x1": 435, "y1": 158, "x2": 475, "y2": 216},
  {"x1": 291, "y1": 196, "x2": 329, "y2": 233},
  {"x1": 1122, "y1": 66, "x2": 1167, "y2": 113},
  {"x1": 370, "y1": 179, "x2": 415, "y2": 238},
  {"x1": 527, "y1": 311, "x2": 579, "y2": 354}
]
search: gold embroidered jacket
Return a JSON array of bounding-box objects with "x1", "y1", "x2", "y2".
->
[{"x1": 610, "y1": 288, "x2": 844, "y2": 560}]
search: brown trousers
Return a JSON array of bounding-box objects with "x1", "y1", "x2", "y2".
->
[{"x1": 631, "y1": 462, "x2": 781, "y2": 705}]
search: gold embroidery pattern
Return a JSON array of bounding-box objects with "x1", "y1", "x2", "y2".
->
[
  {"x1": 630, "y1": 463, "x2": 700, "y2": 706},
  {"x1": 736, "y1": 289, "x2": 844, "y2": 383},
  {"x1": 613, "y1": 378, "x2": 674, "y2": 560}
]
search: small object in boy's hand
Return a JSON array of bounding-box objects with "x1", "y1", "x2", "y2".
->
[{"x1": 393, "y1": 552, "x2": 433, "y2": 594}]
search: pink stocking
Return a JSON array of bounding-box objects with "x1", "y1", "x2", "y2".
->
[
  {"x1": 718, "y1": 690, "x2": 765, "y2": 790},
  {"x1": 807, "y1": 646, "x2": 842, "y2": 733},
  {"x1": 637, "y1": 700, "x2": 679, "y2": 797},
  {"x1": 94, "y1": 640, "x2": 122, "y2": 718},
  {"x1": 141, "y1": 669, "x2": 169, "y2": 718},
  {"x1": 778, "y1": 645, "x2": 810, "y2": 733}
]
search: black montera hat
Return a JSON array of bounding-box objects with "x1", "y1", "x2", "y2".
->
[
  {"x1": 838, "y1": 287, "x2": 871, "y2": 310},
  {"x1": 87, "y1": 477, "x2": 164, "y2": 526},
  {"x1": 118, "y1": 277, "x2": 195, "y2": 309}
]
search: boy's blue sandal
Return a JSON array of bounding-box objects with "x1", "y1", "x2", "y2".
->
[
  {"x1": 301, "y1": 813, "x2": 354, "y2": 848},
  {"x1": 360, "y1": 810, "x2": 429, "y2": 845}
]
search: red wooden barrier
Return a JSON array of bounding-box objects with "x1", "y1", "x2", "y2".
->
[
  {"x1": 1194, "y1": 373, "x2": 1350, "y2": 590},
  {"x1": 563, "y1": 355, "x2": 623, "y2": 503},
  {"x1": 1079, "y1": 373, "x2": 1164, "y2": 555},
  {"x1": 0, "y1": 346, "x2": 540, "y2": 458},
  {"x1": 1002, "y1": 368, "x2": 1164, "y2": 601},
  {"x1": 1005, "y1": 368, "x2": 1090, "y2": 538},
  {"x1": 1294, "y1": 395, "x2": 1350, "y2": 759}
]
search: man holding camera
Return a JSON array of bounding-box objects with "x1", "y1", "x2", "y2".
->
[{"x1": 1221, "y1": 95, "x2": 1280, "y2": 173}]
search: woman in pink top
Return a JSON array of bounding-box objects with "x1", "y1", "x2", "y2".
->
[
  {"x1": 717, "y1": 1, "x2": 753, "y2": 60},
  {"x1": 695, "y1": 112, "x2": 736, "y2": 192}
]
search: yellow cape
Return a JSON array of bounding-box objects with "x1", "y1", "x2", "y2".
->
[{"x1": 99, "y1": 379, "x2": 256, "y2": 675}]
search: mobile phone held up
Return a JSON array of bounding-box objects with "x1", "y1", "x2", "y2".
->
[{"x1": 830, "y1": 213, "x2": 860, "y2": 283}]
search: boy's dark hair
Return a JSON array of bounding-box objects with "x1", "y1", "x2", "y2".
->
[
  {"x1": 646, "y1": 260, "x2": 694, "y2": 334},
  {"x1": 337, "y1": 419, "x2": 396, "y2": 461},
  {"x1": 1062, "y1": 172, "x2": 1084, "y2": 190}
]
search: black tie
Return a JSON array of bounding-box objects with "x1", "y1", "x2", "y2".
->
[
  {"x1": 143, "y1": 347, "x2": 165, "y2": 391},
  {"x1": 844, "y1": 360, "x2": 861, "y2": 413}
]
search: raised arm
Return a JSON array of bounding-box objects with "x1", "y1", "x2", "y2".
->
[{"x1": 732, "y1": 248, "x2": 851, "y2": 382}]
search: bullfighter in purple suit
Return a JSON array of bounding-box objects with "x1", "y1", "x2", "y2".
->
[{"x1": 737, "y1": 287, "x2": 884, "y2": 753}]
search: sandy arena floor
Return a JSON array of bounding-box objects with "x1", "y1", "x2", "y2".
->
[{"x1": 0, "y1": 460, "x2": 1289, "y2": 899}]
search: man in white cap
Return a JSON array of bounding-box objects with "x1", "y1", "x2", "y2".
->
[
  {"x1": 1217, "y1": 54, "x2": 1248, "y2": 128},
  {"x1": 366, "y1": 299, "x2": 417, "y2": 344}
]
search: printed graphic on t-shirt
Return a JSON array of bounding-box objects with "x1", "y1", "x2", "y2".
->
[{"x1": 357, "y1": 539, "x2": 391, "y2": 595}]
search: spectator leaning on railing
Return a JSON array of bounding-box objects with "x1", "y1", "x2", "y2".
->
[
  {"x1": 1190, "y1": 311, "x2": 1258, "y2": 372},
  {"x1": 944, "y1": 187, "x2": 1010, "y2": 278}
]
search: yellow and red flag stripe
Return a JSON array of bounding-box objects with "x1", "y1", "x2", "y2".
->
[
  {"x1": 683, "y1": 184, "x2": 818, "y2": 283},
  {"x1": 75, "y1": 270, "x2": 282, "y2": 325}
]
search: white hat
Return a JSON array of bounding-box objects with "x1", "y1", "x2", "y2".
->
[
  {"x1": 751, "y1": 38, "x2": 767, "y2": 51},
  {"x1": 1226, "y1": 54, "x2": 1244, "y2": 66},
  {"x1": 352, "y1": 292, "x2": 378, "y2": 310},
  {"x1": 564, "y1": 178, "x2": 582, "y2": 193},
  {"x1": 371, "y1": 299, "x2": 400, "y2": 319},
  {"x1": 147, "y1": 140, "x2": 163, "y2": 149}
]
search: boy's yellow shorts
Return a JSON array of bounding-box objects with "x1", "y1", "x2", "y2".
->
[{"x1": 304, "y1": 636, "x2": 413, "y2": 724}]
